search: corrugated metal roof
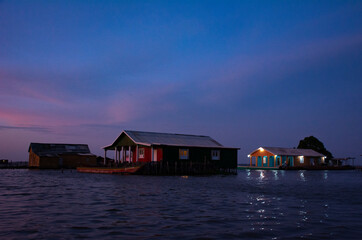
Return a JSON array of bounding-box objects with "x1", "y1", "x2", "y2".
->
[
  {"x1": 252, "y1": 147, "x2": 324, "y2": 157},
  {"x1": 104, "y1": 130, "x2": 238, "y2": 149},
  {"x1": 126, "y1": 130, "x2": 223, "y2": 147},
  {"x1": 29, "y1": 143, "x2": 91, "y2": 157}
]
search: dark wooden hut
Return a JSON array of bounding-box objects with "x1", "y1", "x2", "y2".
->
[{"x1": 28, "y1": 143, "x2": 97, "y2": 169}]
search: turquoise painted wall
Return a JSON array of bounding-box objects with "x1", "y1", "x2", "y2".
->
[
  {"x1": 288, "y1": 156, "x2": 294, "y2": 166},
  {"x1": 257, "y1": 156, "x2": 262, "y2": 166},
  {"x1": 269, "y1": 156, "x2": 274, "y2": 167},
  {"x1": 282, "y1": 156, "x2": 287, "y2": 165}
]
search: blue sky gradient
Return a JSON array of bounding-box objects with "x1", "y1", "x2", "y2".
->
[{"x1": 0, "y1": 0, "x2": 361, "y2": 163}]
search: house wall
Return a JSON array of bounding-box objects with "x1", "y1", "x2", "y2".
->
[
  {"x1": 219, "y1": 149, "x2": 238, "y2": 169},
  {"x1": 39, "y1": 156, "x2": 59, "y2": 169},
  {"x1": 29, "y1": 152, "x2": 97, "y2": 169},
  {"x1": 162, "y1": 146, "x2": 237, "y2": 169},
  {"x1": 294, "y1": 156, "x2": 308, "y2": 167},
  {"x1": 136, "y1": 146, "x2": 151, "y2": 163},
  {"x1": 133, "y1": 146, "x2": 163, "y2": 163},
  {"x1": 250, "y1": 149, "x2": 276, "y2": 167},
  {"x1": 251, "y1": 149, "x2": 323, "y2": 167},
  {"x1": 293, "y1": 156, "x2": 323, "y2": 167},
  {"x1": 154, "y1": 147, "x2": 163, "y2": 162},
  {"x1": 28, "y1": 149, "x2": 40, "y2": 167}
]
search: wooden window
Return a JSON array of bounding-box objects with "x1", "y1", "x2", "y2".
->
[
  {"x1": 139, "y1": 148, "x2": 144, "y2": 158},
  {"x1": 263, "y1": 156, "x2": 267, "y2": 164},
  {"x1": 179, "y1": 149, "x2": 189, "y2": 160},
  {"x1": 299, "y1": 156, "x2": 304, "y2": 164},
  {"x1": 211, "y1": 150, "x2": 220, "y2": 160}
]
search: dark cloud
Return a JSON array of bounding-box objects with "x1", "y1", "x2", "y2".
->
[{"x1": 0, "y1": 125, "x2": 51, "y2": 133}]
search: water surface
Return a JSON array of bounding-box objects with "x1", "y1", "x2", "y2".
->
[{"x1": 0, "y1": 169, "x2": 361, "y2": 239}]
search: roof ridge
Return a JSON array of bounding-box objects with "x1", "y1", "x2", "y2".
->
[
  {"x1": 30, "y1": 143, "x2": 89, "y2": 146},
  {"x1": 263, "y1": 146, "x2": 296, "y2": 149},
  {"x1": 124, "y1": 130, "x2": 210, "y2": 138}
]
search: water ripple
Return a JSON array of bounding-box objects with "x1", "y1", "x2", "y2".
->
[{"x1": 0, "y1": 169, "x2": 361, "y2": 239}]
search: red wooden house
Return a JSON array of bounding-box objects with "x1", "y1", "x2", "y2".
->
[{"x1": 103, "y1": 130, "x2": 238, "y2": 170}]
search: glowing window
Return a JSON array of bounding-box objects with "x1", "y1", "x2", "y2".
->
[
  {"x1": 300, "y1": 156, "x2": 304, "y2": 164},
  {"x1": 263, "y1": 156, "x2": 267, "y2": 164},
  {"x1": 179, "y1": 149, "x2": 189, "y2": 160},
  {"x1": 211, "y1": 150, "x2": 220, "y2": 160},
  {"x1": 139, "y1": 148, "x2": 144, "y2": 158}
]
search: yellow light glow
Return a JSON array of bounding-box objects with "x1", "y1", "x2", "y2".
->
[
  {"x1": 275, "y1": 155, "x2": 277, "y2": 158},
  {"x1": 259, "y1": 147, "x2": 264, "y2": 152},
  {"x1": 247, "y1": 155, "x2": 250, "y2": 158}
]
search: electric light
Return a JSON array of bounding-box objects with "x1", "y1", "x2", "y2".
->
[{"x1": 259, "y1": 147, "x2": 264, "y2": 152}]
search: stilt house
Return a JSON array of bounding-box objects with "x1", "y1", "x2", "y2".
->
[
  {"x1": 248, "y1": 147, "x2": 325, "y2": 168},
  {"x1": 103, "y1": 130, "x2": 238, "y2": 170}
]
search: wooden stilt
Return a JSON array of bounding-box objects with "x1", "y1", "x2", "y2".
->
[
  {"x1": 104, "y1": 150, "x2": 107, "y2": 166},
  {"x1": 128, "y1": 146, "x2": 131, "y2": 163}
]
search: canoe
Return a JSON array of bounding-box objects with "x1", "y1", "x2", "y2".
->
[{"x1": 77, "y1": 166, "x2": 141, "y2": 174}]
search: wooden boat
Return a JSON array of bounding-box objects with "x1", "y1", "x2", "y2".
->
[{"x1": 77, "y1": 166, "x2": 141, "y2": 174}]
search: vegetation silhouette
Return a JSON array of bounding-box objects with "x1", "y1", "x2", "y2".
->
[{"x1": 297, "y1": 136, "x2": 333, "y2": 163}]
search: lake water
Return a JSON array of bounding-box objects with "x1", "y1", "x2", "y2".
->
[{"x1": 0, "y1": 169, "x2": 361, "y2": 239}]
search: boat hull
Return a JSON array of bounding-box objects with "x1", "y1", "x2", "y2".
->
[{"x1": 77, "y1": 166, "x2": 141, "y2": 174}]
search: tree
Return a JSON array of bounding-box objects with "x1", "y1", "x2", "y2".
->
[{"x1": 297, "y1": 136, "x2": 333, "y2": 161}]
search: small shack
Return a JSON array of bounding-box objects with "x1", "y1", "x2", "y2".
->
[
  {"x1": 0, "y1": 159, "x2": 9, "y2": 165},
  {"x1": 28, "y1": 143, "x2": 97, "y2": 169},
  {"x1": 248, "y1": 147, "x2": 325, "y2": 168},
  {"x1": 103, "y1": 130, "x2": 239, "y2": 174}
]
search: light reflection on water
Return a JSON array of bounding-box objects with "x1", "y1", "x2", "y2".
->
[
  {"x1": 299, "y1": 171, "x2": 305, "y2": 181},
  {"x1": 0, "y1": 169, "x2": 361, "y2": 239},
  {"x1": 273, "y1": 170, "x2": 279, "y2": 180},
  {"x1": 259, "y1": 170, "x2": 265, "y2": 180}
]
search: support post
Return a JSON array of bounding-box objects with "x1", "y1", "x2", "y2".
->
[
  {"x1": 274, "y1": 156, "x2": 276, "y2": 167},
  {"x1": 250, "y1": 156, "x2": 252, "y2": 166},
  {"x1": 115, "y1": 147, "x2": 118, "y2": 164},
  {"x1": 104, "y1": 150, "x2": 107, "y2": 166},
  {"x1": 118, "y1": 149, "x2": 120, "y2": 164},
  {"x1": 121, "y1": 146, "x2": 124, "y2": 163},
  {"x1": 129, "y1": 146, "x2": 131, "y2": 163},
  {"x1": 124, "y1": 147, "x2": 126, "y2": 163},
  {"x1": 136, "y1": 145, "x2": 139, "y2": 163}
]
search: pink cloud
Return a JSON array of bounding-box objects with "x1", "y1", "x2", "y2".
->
[
  {"x1": 105, "y1": 82, "x2": 179, "y2": 124},
  {"x1": 0, "y1": 70, "x2": 67, "y2": 107},
  {"x1": 0, "y1": 107, "x2": 62, "y2": 126}
]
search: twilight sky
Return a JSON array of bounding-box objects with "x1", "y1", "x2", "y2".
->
[{"x1": 0, "y1": 0, "x2": 361, "y2": 163}]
